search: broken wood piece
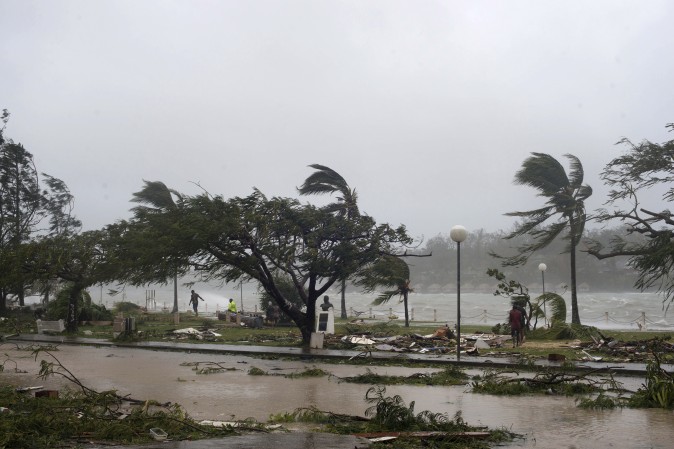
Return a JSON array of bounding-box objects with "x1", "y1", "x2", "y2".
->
[
  {"x1": 354, "y1": 431, "x2": 491, "y2": 440},
  {"x1": 548, "y1": 353, "x2": 566, "y2": 362}
]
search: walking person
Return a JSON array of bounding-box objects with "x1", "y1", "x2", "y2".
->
[
  {"x1": 509, "y1": 304, "x2": 523, "y2": 348},
  {"x1": 189, "y1": 290, "x2": 204, "y2": 316}
]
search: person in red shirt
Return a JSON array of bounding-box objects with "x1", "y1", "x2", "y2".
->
[{"x1": 509, "y1": 305, "x2": 523, "y2": 348}]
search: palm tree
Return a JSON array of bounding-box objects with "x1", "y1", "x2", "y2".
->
[
  {"x1": 356, "y1": 255, "x2": 414, "y2": 326},
  {"x1": 497, "y1": 153, "x2": 592, "y2": 325},
  {"x1": 131, "y1": 180, "x2": 183, "y2": 313},
  {"x1": 298, "y1": 164, "x2": 359, "y2": 319}
]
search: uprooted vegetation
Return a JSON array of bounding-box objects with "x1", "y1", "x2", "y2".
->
[
  {"x1": 471, "y1": 354, "x2": 674, "y2": 411},
  {"x1": 0, "y1": 348, "x2": 257, "y2": 449},
  {"x1": 578, "y1": 355, "x2": 674, "y2": 410},
  {"x1": 269, "y1": 385, "x2": 517, "y2": 448},
  {"x1": 471, "y1": 366, "x2": 626, "y2": 397},
  {"x1": 245, "y1": 364, "x2": 469, "y2": 386},
  {"x1": 339, "y1": 366, "x2": 469, "y2": 386}
]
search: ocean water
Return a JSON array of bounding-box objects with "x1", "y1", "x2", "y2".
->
[{"x1": 73, "y1": 282, "x2": 674, "y2": 331}]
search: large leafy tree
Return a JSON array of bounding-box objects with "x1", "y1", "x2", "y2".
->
[
  {"x1": 588, "y1": 124, "x2": 674, "y2": 307},
  {"x1": 298, "y1": 164, "x2": 359, "y2": 319},
  {"x1": 0, "y1": 110, "x2": 82, "y2": 312},
  {"x1": 24, "y1": 230, "x2": 113, "y2": 332},
  {"x1": 123, "y1": 186, "x2": 412, "y2": 343},
  {"x1": 31, "y1": 174, "x2": 82, "y2": 304},
  {"x1": 495, "y1": 153, "x2": 592, "y2": 325},
  {"x1": 0, "y1": 125, "x2": 44, "y2": 309}
]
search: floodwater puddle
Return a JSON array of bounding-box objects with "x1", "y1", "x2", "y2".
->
[{"x1": 2, "y1": 344, "x2": 673, "y2": 448}]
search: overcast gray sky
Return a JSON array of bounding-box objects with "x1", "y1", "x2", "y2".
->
[{"x1": 2, "y1": 0, "x2": 673, "y2": 240}]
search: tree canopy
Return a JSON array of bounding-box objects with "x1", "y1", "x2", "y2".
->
[
  {"x1": 119, "y1": 185, "x2": 413, "y2": 343},
  {"x1": 0, "y1": 111, "x2": 81, "y2": 310},
  {"x1": 588, "y1": 123, "x2": 674, "y2": 308}
]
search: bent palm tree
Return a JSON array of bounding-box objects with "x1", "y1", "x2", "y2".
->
[
  {"x1": 298, "y1": 164, "x2": 359, "y2": 318},
  {"x1": 496, "y1": 153, "x2": 592, "y2": 325},
  {"x1": 356, "y1": 255, "x2": 414, "y2": 326},
  {"x1": 131, "y1": 181, "x2": 183, "y2": 313}
]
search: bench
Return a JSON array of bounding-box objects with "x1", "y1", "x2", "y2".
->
[{"x1": 36, "y1": 319, "x2": 65, "y2": 334}]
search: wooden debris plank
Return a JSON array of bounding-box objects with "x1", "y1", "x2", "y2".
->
[{"x1": 354, "y1": 431, "x2": 490, "y2": 440}]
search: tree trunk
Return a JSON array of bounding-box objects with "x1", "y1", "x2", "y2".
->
[
  {"x1": 340, "y1": 279, "x2": 347, "y2": 319},
  {"x1": 66, "y1": 284, "x2": 83, "y2": 332},
  {"x1": 570, "y1": 219, "x2": 581, "y2": 325},
  {"x1": 172, "y1": 270, "x2": 178, "y2": 313},
  {"x1": 298, "y1": 299, "x2": 316, "y2": 344},
  {"x1": 403, "y1": 291, "x2": 409, "y2": 327}
]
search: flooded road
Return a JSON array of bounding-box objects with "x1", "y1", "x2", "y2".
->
[{"x1": 2, "y1": 343, "x2": 673, "y2": 448}]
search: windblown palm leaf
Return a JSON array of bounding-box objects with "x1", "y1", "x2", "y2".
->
[
  {"x1": 356, "y1": 255, "x2": 414, "y2": 326},
  {"x1": 538, "y1": 292, "x2": 566, "y2": 325},
  {"x1": 131, "y1": 180, "x2": 182, "y2": 213},
  {"x1": 356, "y1": 255, "x2": 411, "y2": 304},
  {"x1": 298, "y1": 164, "x2": 359, "y2": 218}
]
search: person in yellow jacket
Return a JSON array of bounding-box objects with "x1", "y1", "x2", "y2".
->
[{"x1": 227, "y1": 298, "x2": 238, "y2": 314}]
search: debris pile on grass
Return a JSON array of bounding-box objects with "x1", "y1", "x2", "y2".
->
[
  {"x1": 326, "y1": 328, "x2": 508, "y2": 356},
  {"x1": 566, "y1": 334, "x2": 674, "y2": 363},
  {"x1": 171, "y1": 327, "x2": 222, "y2": 340}
]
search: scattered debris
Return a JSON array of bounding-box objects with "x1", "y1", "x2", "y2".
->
[
  {"x1": 582, "y1": 349, "x2": 603, "y2": 362},
  {"x1": 149, "y1": 427, "x2": 168, "y2": 441},
  {"x1": 341, "y1": 336, "x2": 376, "y2": 345},
  {"x1": 333, "y1": 331, "x2": 506, "y2": 355},
  {"x1": 15, "y1": 386, "x2": 43, "y2": 393},
  {"x1": 548, "y1": 353, "x2": 566, "y2": 362},
  {"x1": 171, "y1": 327, "x2": 222, "y2": 340},
  {"x1": 354, "y1": 431, "x2": 491, "y2": 441},
  {"x1": 35, "y1": 390, "x2": 59, "y2": 399},
  {"x1": 576, "y1": 334, "x2": 674, "y2": 363},
  {"x1": 431, "y1": 326, "x2": 452, "y2": 339}
]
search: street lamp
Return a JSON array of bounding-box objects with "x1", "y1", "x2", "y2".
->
[
  {"x1": 538, "y1": 263, "x2": 547, "y2": 326},
  {"x1": 239, "y1": 280, "x2": 244, "y2": 312},
  {"x1": 450, "y1": 225, "x2": 468, "y2": 361}
]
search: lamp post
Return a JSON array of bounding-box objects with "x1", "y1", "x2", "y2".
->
[
  {"x1": 538, "y1": 263, "x2": 547, "y2": 326},
  {"x1": 239, "y1": 281, "x2": 244, "y2": 312},
  {"x1": 450, "y1": 225, "x2": 468, "y2": 361}
]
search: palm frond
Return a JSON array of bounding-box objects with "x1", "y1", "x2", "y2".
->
[
  {"x1": 565, "y1": 154, "x2": 585, "y2": 187},
  {"x1": 514, "y1": 153, "x2": 569, "y2": 195},
  {"x1": 539, "y1": 292, "x2": 567, "y2": 324},
  {"x1": 131, "y1": 180, "x2": 179, "y2": 212},
  {"x1": 298, "y1": 164, "x2": 349, "y2": 195},
  {"x1": 298, "y1": 164, "x2": 359, "y2": 216}
]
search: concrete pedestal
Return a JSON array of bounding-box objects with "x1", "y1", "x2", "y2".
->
[{"x1": 310, "y1": 332, "x2": 324, "y2": 349}]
